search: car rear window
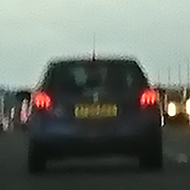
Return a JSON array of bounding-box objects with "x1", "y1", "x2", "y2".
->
[{"x1": 42, "y1": 60, "x2": 148, "y2": 94}]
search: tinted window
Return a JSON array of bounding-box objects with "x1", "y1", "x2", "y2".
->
[{"x1": 42, "y1": 61, "x2": 148, "y2": 94}]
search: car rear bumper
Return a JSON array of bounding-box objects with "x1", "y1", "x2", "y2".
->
[
  {"x1": 31, "y1": 136, "x2": 155, "y2": 158},
  {"x1": 28, "y1": 112, "x2": 161, "y2": 157},
  {"x1": 164, "y1": 113, "x2": 190, "y2": 124}
]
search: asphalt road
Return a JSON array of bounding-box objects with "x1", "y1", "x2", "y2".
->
[{"x1": 1, "y1": 125, "x2": 190, "y2": 190}]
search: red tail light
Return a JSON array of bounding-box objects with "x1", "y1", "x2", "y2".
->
[
  {"x1": 33, "y1": 92, "x2": 51, "y2": 109},
  {"x1": 140, "y1": 88, "x2": 157, "y2": 106}
]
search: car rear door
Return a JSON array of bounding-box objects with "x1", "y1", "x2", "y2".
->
[{"x1": 31, "y1": 60, "x2": 151, "y2": 136}]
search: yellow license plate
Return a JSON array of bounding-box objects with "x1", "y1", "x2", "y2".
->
[{"x1": 74, "y1": 104, "x2": 117, "y2": 118}]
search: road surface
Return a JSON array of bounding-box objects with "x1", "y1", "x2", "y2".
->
[{"x1": 1, "y1": 125, "x2": 190, "y2": 190}]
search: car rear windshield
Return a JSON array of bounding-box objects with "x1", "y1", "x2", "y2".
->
[{"x1": 42, "y1": 60, "x2": 148, "y2": 94}]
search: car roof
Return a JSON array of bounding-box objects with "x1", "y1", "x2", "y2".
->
[
  {"x1": 35, "y1": 57, "x2": 148, "y2": 90},
  {"x1": 45, "y1": 58, "x2": 146, "y2": 76},
  {"x1": 48, "y1": 58, "x2": 140, "y2": 67}
]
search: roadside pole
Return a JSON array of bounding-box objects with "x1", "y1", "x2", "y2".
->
[{"x1": 0, "y1": 95, "x2": 4, "y2": 126}]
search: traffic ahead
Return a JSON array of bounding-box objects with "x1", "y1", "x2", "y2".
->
[{"x1": 25, "y1": 58, "x2": 162, "y2": 173}]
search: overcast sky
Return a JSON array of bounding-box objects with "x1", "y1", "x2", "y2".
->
[{"x1": 1, "y1": 0, "x2": 190, "y2": 88}]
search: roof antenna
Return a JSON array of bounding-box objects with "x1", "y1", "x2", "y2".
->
[{"x1": 92, "y1": 34, "x2": 96, "y2": 61}]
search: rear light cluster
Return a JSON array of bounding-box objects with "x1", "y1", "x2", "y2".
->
[
  {"x1": 32, "y1": 89, "x2": 156, "y2": 110},
  {"x1": 140, "y1": 88, "x2": 157, "y2": 106},
  {"x1": 33, "y1": 92, "x2": 51, "y2": 109}
]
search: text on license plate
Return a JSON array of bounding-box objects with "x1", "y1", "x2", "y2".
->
[{"x1": 74, "y1": 104, "x2": 118, "y2": 118}]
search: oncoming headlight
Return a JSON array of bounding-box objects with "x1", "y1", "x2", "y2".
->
[
  {"x1": 186, "y1": 99, "x2": 190, "y2": 115},
  {"x1": 168, "y1": 102, "x2": 176, "y2": 117}
]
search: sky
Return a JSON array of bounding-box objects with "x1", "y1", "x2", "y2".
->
[{"x1": 1, "y1": 0, "x2": 190, "y2": 88}]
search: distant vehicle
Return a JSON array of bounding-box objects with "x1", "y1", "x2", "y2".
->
[
  {"x1": 27, "y1": 58, "x2": 162, "y2": 173},
  {"x1": 14, "y1": 90, "x2": 31, "y2": 130},
  {"x1": 20, "y1": 99, "x2": 29, "y2": 131},
  {"x1": 164, "y1": 88, "x2": 190, "y2": 124}
]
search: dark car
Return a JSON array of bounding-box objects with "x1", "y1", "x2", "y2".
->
[{"x1": 27, "y1": 58, "x2": 162, "y2": 173}]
